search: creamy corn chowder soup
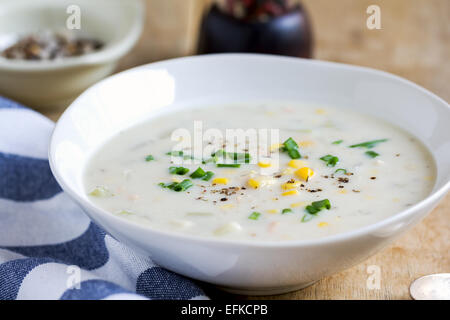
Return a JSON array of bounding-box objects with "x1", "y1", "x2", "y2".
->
[{"x1": 84, "y1": 103, "x2": 435, "y2": 241}]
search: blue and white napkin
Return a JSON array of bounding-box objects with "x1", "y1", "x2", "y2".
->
[{"x1": 0, "y1": 96, "x2": 208, "y2": 300}]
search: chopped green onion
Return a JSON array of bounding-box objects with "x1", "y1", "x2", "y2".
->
[
  {"x1": 320, "y1": 155, "x2": 339, "y2": 167},
  {"x1": 301, "y1": 212, "x2": 315, "y2": 222},
  {"x1": 190, "y1": 167, "x2": 206, "y2": 179},
  {"x1": 281, "y1": 208, "x2": 293, "y2": 214},
  {"x1": 312, "y1": 199, "x2": 331, "y2": 210},
  {"x1": 305, "y1": 205, "x2": 320, "y2": 214},
  {"x1": 248, "y1": 212, "x2": 261, "y2": 220},
  {"x1": 172, "y1": 179, "x2": 193, "y2": 192},
  {"x1": 202, "y1": 171, "x2": 214, "y2": 181},
  {"x1": 349, "y1": 139, "x2": 388, "y2": 149},
  {"x1": 169, "y1": 166, "x2": 189, "y2": 175},
  {"x1": 158, "y1": 182, "x2": 178, "y2": 189},
  {"x1": 365, "y1": 151, "x2": 379, "y2": 158},
  {"x1": 145, "y1": 155, "x2": 155, "y2": 161},
  {"x1": 332, "y1": 140, "x2": 343, "y2": 145},
  {"x1": 166, "y1": 150, "x2": 184, "y2": 156},
  {"x1": 282, "y1": 137, "x2": 302, "y2": 159},
  {"x1": 230, "y1": 152, "x2": 251, "y2": 163},
  {"x1": 212, "y1": 149, "x2": 226, "y2": 157},
  {"x1": 202, "y1": 155, "x2": 218, "y2": 164},
  {"x1": 159, "y1": 179, "x2": 193, "y2": 192},
  {"x1": 212, "y1": 150, "x2": 251, "y2": 163},
  {"x1": 335, "y1": 168, "x2": 347, "y2": 174},
  {"x1": 303, "y1": 199, "x2": 331, "y2": 222},
  {"x1": 217, "y1": 163, "x2": 241, "y2": 168}
]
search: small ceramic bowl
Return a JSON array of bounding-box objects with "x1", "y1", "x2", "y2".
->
[
  {"x1": 0, "y1": 0, "x2": 144, "y2": 110},
  {"x1": 49, "y1": 54, "x2": 450, "y2": 295}
]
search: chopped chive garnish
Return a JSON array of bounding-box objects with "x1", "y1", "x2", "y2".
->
[
  {"x1": 202, "y1": 171, "x2": 214, "y2": 181},
  {"x1": 166, "y1": 150, "x2": 184, "y2": 156},
  {"x1": 212, "y1": 149, "x2": 226, "y2": 157},
  {"x1": 158, "y1": 182, "x2": 178, "y2": 189},
  {"x1": 305, "y1": 205, "x2": 320, "y2": 214},
  {"x1": 230, "y1": 152, "x2": 251, "y2": 163},
  {"x1": 332, "y1": 140, "x2": 343, "y2": 145},
  {"x1": 202, "y1": 155, "x2": 218, "y2": 164},
  {"x1": 145, "y1": 155, "x2": 155, "y2": 161},
  {"x1": 169, "y1": 166, "x2": 190, "y2": 175},
  {"x1": 301, "y1": 212, "x2": 315, "y2": 222},
  {"x1": 312, "y1": 199, "x2": 331, "y2": 210},
  {"x1": 335, "y1": 168, "x2": 347, "y2": 174},
  {"x1": 281, "y1": 208, "x2": 293, "y2": 214},
  {"x1": 212, "y1": 150, "x2": 251, "y2": 163},
  {"x1": 365, "y1": 151, "x2": 379, "y2": 158},
  {"x1": 190, "y1": 167, "x2": 206, "y2": 179},
  {"x1": 282, "y1": 137, "x2": 302, "y2": 159},
  {"x1": 248, "y1": 212, "x2": 261, "y2": 220},
  {"x1": 217, "y1": 163, "x2": 241, "y2": 168},
  {"x1": 349, "y1": 139, "x2": 388, "y2": 149},
  {"x1": 320, "y1": 154, "x2": 339, "y2": 167},
  {"x1": 303, "y1": 199, "x2": 331, "y2": 222},
  {"x1": 172, "y1": 179, "x2": 193, "y2": 192}
]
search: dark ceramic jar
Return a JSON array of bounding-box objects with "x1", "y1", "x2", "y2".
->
[{"x1": 197, "y1": 2, "x2": 313, "y2": 58}]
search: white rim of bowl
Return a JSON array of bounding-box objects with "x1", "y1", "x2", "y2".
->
[
  {"x1": 0, "y1": 0, "x2": 145, "y2": 71},
  {"x1": 49, "y1": 53, "x2": 450, "y2": 248}
]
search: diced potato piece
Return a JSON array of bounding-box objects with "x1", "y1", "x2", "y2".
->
[
  {"x1": 170, "y1": 219, "x2": 194, "y2": 228},
  {"x1": 214, "y1": 222, "x2": 242, "y2": 236}
]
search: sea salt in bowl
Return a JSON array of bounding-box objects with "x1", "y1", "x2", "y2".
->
[
  {"x1": 49, "y1": 54, "x2": 450, "y2": 295},
  {"x1": 0, "y1": 0, "x2": 144, "y2": 110}
]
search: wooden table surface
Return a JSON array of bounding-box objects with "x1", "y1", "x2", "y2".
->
[{"x1": 40, "y1": 0, "x2": 449, "y2": 299}]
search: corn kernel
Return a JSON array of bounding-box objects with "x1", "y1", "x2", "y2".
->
[
  {"x1": 338, "y1": 189, "x2": 347, "y2": 194},
  {"x1": 247, "y1": 178, "x2": 260, "y2": 189},
  {"x1": 212, "y1": 177, "x2": 228, "y2": 185},
  {"x1": 267, "y1": 209, "x2": 278, "y2": 214},
  {"x1": 288, "y1": 159, "x2": 306, "y2": 168},
  {"x1": 282, "y1": 190, "x2": 299, "y2": 196},
  {"x1": 258, "y1": 161, "x2": 272, "y2": 168},
  {"x1": 281, "y1": 180, "x2": 301, "y2": 190},
  {"x1": 220, "y1": 204, "x2": 234, "y2": 209},
  {"x1": 315, "y1": 108, "x2": 326, "y2": 115},
  {"x1": 290, "y1": 201, "x2": 306, "y2": 208},
  {"x1": 318, "y1": 222, "x2": 329, "y2": 227},
  {"x1": 295, "y1": 167, "x2": 315, "y2": 181}
]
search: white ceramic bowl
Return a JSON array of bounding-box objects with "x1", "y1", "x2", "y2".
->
[
  {"x1": 49, "y1": 54, "x2": 450, "y2": 295},
  {"x1": 0, "y1": 0, "x2": 144, "y2": 109}
]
